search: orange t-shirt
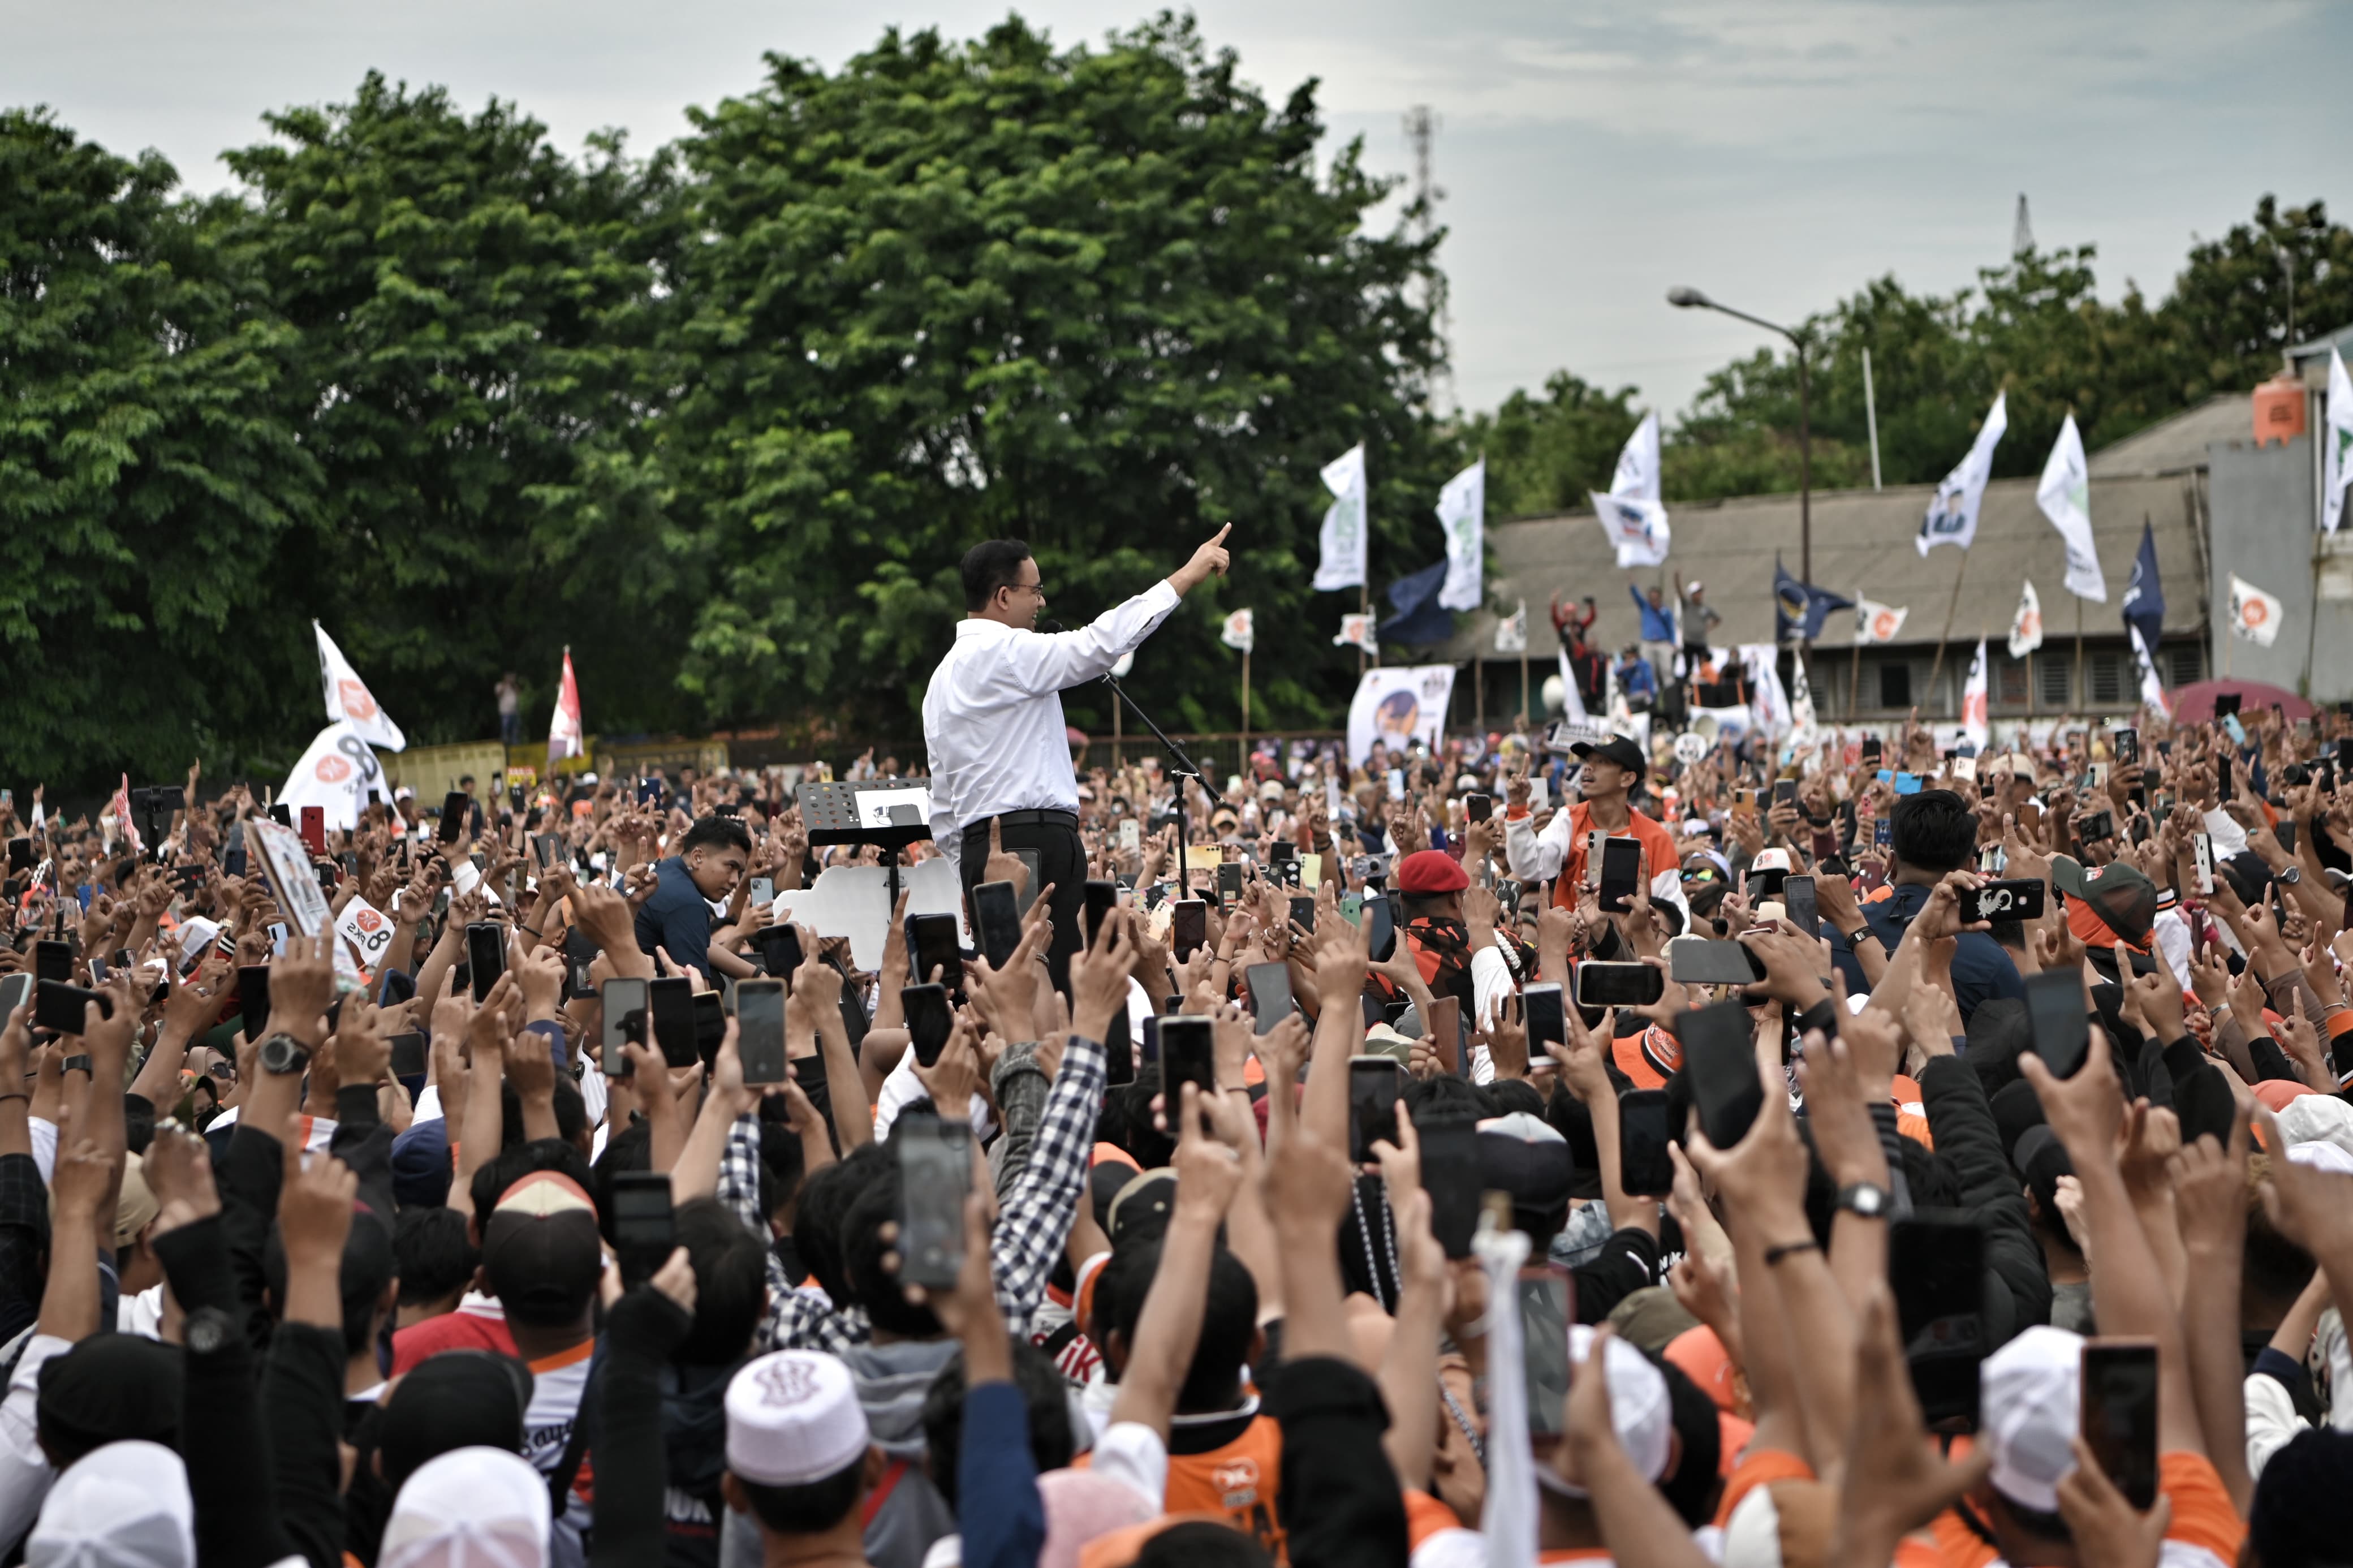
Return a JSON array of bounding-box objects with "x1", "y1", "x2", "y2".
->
[
  {"x1": 1927, "y1": 1450, "x2": 2243, "y2": 1568},
  {"x1": 1715, "y1": 1446, "x2": 1815, "y2": 1528}
]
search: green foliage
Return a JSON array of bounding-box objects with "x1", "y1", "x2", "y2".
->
[{"x1": 1457, "y1": 372, "x2": 1640, "y2": 518}]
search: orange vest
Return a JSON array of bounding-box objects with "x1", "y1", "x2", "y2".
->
[
  {"x1": 1080, "y1": 1415, "x2": 1287, "y2": 1560},
  {"x1": 1549, "y1": 804, "x2": 1680, "y2": 910}
]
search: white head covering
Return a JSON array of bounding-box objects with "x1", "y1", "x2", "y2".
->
[
  {"x1": 726, "y1": 1351, "x2": 870, "y2": 1486},
  {"x1": 379, "y1": 1448, "x2": 550, "y2": 1568},
  {"x1": 27, "y1": 1441, "x2": 195, "y2": 1568},
  {"x1": 1537, "y1": 1325, "x2": 1673, "y2": 1498}
]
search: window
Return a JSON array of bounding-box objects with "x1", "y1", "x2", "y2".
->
[
  {"x1": 2167, "y1": 643, "x2": 2202, "y2": 687},
  {"x1": 1997, "y1": 657, "x2": 2030, "y2": 707},
  {"x1": 1878, "y1": 662, "x2": 1911, "y2": 709},
  {"x1": 2088, "y1": 651, "x2": 2123, "y2": 705},
  {"x1": 2040, "y1": 653, "x2": 2072, "y2": 709}
]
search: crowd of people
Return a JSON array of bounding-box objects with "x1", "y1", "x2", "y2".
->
[{"x1": 8, "y1": 684, "x2": 2353, "y2": 1568}]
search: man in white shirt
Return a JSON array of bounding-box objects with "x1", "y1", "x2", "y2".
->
[{"x1": 924, "y1": 529, "x2": 1232, "y2": 988}]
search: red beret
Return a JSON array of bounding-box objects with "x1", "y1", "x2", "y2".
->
[{"x1": 1395, "y1": 850, "x2": 1469, "y2": 895}]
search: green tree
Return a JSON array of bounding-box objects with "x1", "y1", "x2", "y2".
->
[
  {"x1": 0, "y1": 109, "x2": 322, "y2": 787},
  {"x1": 2159, "y1": 196, "x2": 2353, "y2": 399},
  {"x1": 660, "y1": 14, "x2": 1450, "y2": 737},
  {"x1": 1463, "y1": 372, "x2": 1641, "y2": 518}
]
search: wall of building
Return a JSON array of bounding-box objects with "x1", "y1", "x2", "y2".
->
[{"x1": 2207, "y1": 434, "x2": 2352, "y2": 700}]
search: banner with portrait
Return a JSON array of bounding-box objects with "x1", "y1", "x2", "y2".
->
[{"x1": 1346, "y1": 665, "x2": 1457, "y2": 764}]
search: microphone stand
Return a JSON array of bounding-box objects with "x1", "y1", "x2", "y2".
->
[{"x1": 1098, "y1": 667, "x2": 1207, "y2": 896}]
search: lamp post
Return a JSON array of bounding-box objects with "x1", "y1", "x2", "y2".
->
[{"x1": 1667, "y1": 287, "x2": 1813, "y2": 584}]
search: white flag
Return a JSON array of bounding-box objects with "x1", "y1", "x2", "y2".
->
[
  {"x1": 1435, "y1": 458, "x2": 1485, "y2": 612},
  {"x1": 1555, "y1": 651, "x2": 1589, "y2": 721},
  {"x1": 1740, "y1": 645, "x2": 1791, "y2": 736},
  {"x1": 314, "y1": 622, "x2": 407, "y2": 752},
  {"x1": 1313, "y1": 443, "x2": 1369, "y2": 591},
  {"x1": 2008, "y1": 580, "x2": 2044, "y2": 658},
  {"x1": 1333, "y1": 614, "x2": 1376, "y2": 651},
  {"x1": 2326, "y1": 348, "x2": 2353, "y2": 536},
  {"x1": 1960, "y1": 639, "x2": 1990, "y2": 750},
  {"x1": 1611, "y1": 411, "x2": 1664, "y2": 503},
  {"x1": 1589, "y1": 492, "x2": 1671, "y2": 569},
  {"x1": 2229, "y1": 574, "x2": 2285, "y2": 647},
  {"x1": 1494, "y1": 600, "x2": 1528, "y2": 654},
  {"x1": 1853, "y1": 599, "x2": 1910, "y2": 644},
  {"x1": 1220, "y1": 609, "x2": 1255, "y2": 654},
  {"x1": 1916, "y1": 391, "x2": 2009, "y2": 555},
  {"x1": 2035, "y1": 412, "x2": 2106, "y2": 601},
  {"x1": 279, "y1": 720, "x2": 388, "y2": 832},
  {"x1": 1789, "y1": 649, "x2": 1819, "y2": 748},
  {"x1": 2128, "y1": 623, "x2": 2171, "y2": 717}
]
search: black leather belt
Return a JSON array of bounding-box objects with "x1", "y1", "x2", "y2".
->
[{"x1": 963, "y1": 809, "x2": 1078, "y2": 835}]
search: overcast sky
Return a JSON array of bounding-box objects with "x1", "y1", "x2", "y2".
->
[{"x1": 8, "y1": 0, "x2": 2347, "y2": 419}]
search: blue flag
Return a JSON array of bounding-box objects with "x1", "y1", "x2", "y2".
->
[
  {"x1": 1773, "y1": 558, "x2": 1855, "y2": 643},
  {"x1": 2121, "y1": 520, "x2": 2165, "y2": 653},
  {"x1": 1380, "y1": 558, "x2": 1455, "y2": 647}
]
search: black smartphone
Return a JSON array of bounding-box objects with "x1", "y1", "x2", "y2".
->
[
  {"x1": 234, "y1": 963, "x2": 272, "y2": 1041},
  {"x1": 1287, "y1": 894, "x2": 1315, "y2": 934},
  {"x1": 601, "y1": 977, "x2": 649, "y2": 1075},
  {"x1": 905, "y1": 912, "x2": 962, "y2": 989},
  {"x1": 1782, "y1": 875, "x2": 1818, "y2": 938},
  {"x1": 1679, "y1": 1000, "x2": 1762, "y2": 1149},
  {"x1": 648, "y1": 976, "x2": 697, "y2": 1069},
  {"x1": 1171, "y1": 899, "x2": 1207, "y2": 963},
  {"x1": 2023, "y1": 969, "x2": 2090, "y2": 1078},
  {"x1": 610, "y1": 1170, "x2": 676, "y2": 1290},
  {"x1": 223, "y1": 846, "x2": 248, "y2": 879},
  {"x1": 972, "y1": 881, "x2": 1022, "y2": 971},
  {"x1": 2080, "y1": 1339, "x2": 2161, "y2": 1511},
  {"x1": 1597, "y1": 837, "x2": 1643, "y2": 915},
  {"x1": 1465, "y1": 793, "x2": 1492, "y2": 823},
  {"x1": 1348, "y1": 1056, "x2": 1403, "y2": 1164},
  {"x1": 1860, "y1": 736, "x2": 1883, "y2": 766},
  {"x1": 2214, "y1": 693, "x2": 2242, "y2": 718},
  {"x1": 692, "y1": 989, "x2": 726, "y2": 1064},
  {"x1": 1161, "y1": 1015, "x2": 1216, "y2": 1104},
  {"x1": 1366, "y1": 893, "x2": 1398, "y2": 963},
  {"x1": 35, "y1": 980, "x2": 108, "y2": 1034},
  {"x1": 1105, "y1": 1003, "x2": 1136, "y2": 1087},
  {"x1": 1419, "y1": 1115, "x2": 1482, "y2": 1259},
  {"x1": 1958, "y1": 879, "x2": 2047, "y2": 924},
  {"x1": 269, "y1": 803, "x2": 292, "y2": 828},
  {"x1": 1574, "y1": 962, "x2": 1664, "y2": 1010},
  {"x1": 755, "y1": 924, "x2": 803, "y2": 984},
  {"x1": 562, "y1": 929, "x2": 598, "y2": 1001},
  {"x1": 437, "y1": 791, "x2": 470, "y2": 845},
  {"x1": 736, "y1": 978, "x2": 788, "y2": 1085},
  {"x1": 1245, "y1": 961, "x2": 1294, "y2": 1035},
  {"x1": 902, "y1": 983, "x2": 954, "y2": 1068},
  {"x1": 5, "y1": 838, "x2": 33, "y2": 875},
  {"x1": 1081, "y1": 880, "x2": 1119, "y2": 947},
  {"x1": 33, "y1": 940, "x2": 71, "y2": 984},
  {"x1": 1773, "y1": 779, "x2": 1799, "y2": 808},
  {"x1": 894, "y1": 1115, "x2": 973, "y2": 1290},
  {"x1": 1523, "y1": 981, "x2": 1566, "y2": 1055},
  {"x1": 1618, "y1": 1089, "x2": 1677, "y2": 1197},
  {"x1": 464, "y1": 922, "x2": 506, "y2": 1003},
  {"x1": 2079, "y1": 809, "x2": 2115, "y2": 843},
  {"x1": 1669, "y1": 938, "x2": 1764, "y2": 987},
  {"x1": 2112, "y1": 728, "x2": 2140, "y2": 767},
  {"x1": 1890, "y1": 1211, "x2": 1986, "y2": 1428},
  {"x1": 531, "y1": 833, "x2": 559, "y2": 869},
  {"x1": 0, "y1": 974, "x2": 31, "y2": 1027},
  {"x1": 1216, "y1": 860, "x2": 1244, "y2": 909},
  {"x1": 387, "y1": 1031, "x2": 428, "y2": 1079}
]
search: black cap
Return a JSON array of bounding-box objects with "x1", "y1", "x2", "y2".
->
[
  {"x1": 378, "y1": 1349, "x2": 531, "y2": 1492},
  {"x1": 37, "y1": 1335, "x2": 182, "y2": 1463},
  {"x1": 1571, "y1": 735, "x2": 1648, "y2": 778}
]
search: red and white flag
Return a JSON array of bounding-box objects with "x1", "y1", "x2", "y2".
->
[
  {"x1": 111, "y1": 773, "x2": 141, "y2": 856},
  {"x1": 1961, "y1": 639, "x2": 1990, "y2": 750},
  {"x1": 548, "y1": 648, "x2": 584, "y2": 765}
]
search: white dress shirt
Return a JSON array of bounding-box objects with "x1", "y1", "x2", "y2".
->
[{"x1": 923, "y1": 581, "x2": 1181, "y2": 875}]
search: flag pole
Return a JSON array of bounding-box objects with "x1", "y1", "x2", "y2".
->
[
  {"x1": 1846, "y1": 604, "x2": 1862, "y2": 723},
  {"x1": 1520, "y1": 649, "x2": 1531, "y2": 729},
  {"x1": 2074, "y1": 597, "x2": 2085, "y2": 709},
  {"x1": 1923, "y1": 549, "x2": 1973, "y2": 711},
  {"x1": 1241, "y1": 649, "x2": 1251, "y2": 752},
  {"x1": 1359, "y1": 582, "x2": 1372, "y2": 673}
]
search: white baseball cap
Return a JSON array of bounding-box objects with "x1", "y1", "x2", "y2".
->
[
  {"x1": 2277, "y1": 1095, "x2": 2353, "y2": 1166},
  {"x1": 726, "y1": 1351, "x2": 870, "y2": 1487},
  {"x1": 1979, "y1": 1325, "x2": 2084, "y2": 1512},
  {"x1": 1539, "y1": 1326, "x2": 1673, "y2": 1496}
]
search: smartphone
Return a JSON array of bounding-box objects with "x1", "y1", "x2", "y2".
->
[
  {"x1": 755, "y1": 924, "x2": 803, "y2": 984},
  {"x1": 2079, "y1": 1340, "x2": 2159, "y2": 1510},
  {"x1": 648, "y1": 976, "x2": 697, "y2": 1069},
  {"x1": 437, "y1": 791, "x2": 470, "y2": 845},
  {"x1": 5, "y1": 838, "x2": 32, "y2": 875},
  {"x1": 1522, "y1": 982, "x2": 1566, "y2": 1056},
  {"x1": 2079, "y1": 809, "x2": 2115, "y2": 843},
  {"x1": 1618, "y1": 1089, "x2": 1677, "y2": 1197},
  {"x1": 1244, "y1": 961, "x2": 1294, "y2": 1035},
  {"x1": 1081, "y1": 880, "x2": 1119, "y2": 947},
  {"x1": 1860, "y1": 736, "x2": 1883, "y2": 766},
  {"x1": 1574, "y1": 961, "x2": 1665, "y2": 1010},
  {"x1": 388, "y1": 1031, "x2": 428, "y2": 1079},
  {"x1": 531, "y1": 833, "x2": 560, "y2": 870},
  {"x1": 1958, "y1": 879, "x2": 2047, "y2": 924},
  {"x1": 1427, "y1": 993, "x2": 1463, "y2": 1076},
  {"x1": 1216, "y1": 860, "x2": 1244, "y2": 910},
  {"x1": 0, "y1": 973, "x2": 31, "y2": 1027},
  {"x1": 748, "y1": 875, "x2": 774, "y2": 907},
  {"x1": 2112, "y1": 728, "x2": 2139, "y2": 767},
  {"x1": 1287, "y1": 894, "x2": 1316, "y2": 934},
  {"x1": 1773, "y1": 779, "x2": 1798, "y2": 807},
  {"x1": 1597, "y1": 837, "x2": 1643, "y2": 915},
  {"x1": 1118, "y1": 818, "x2": 1141, "y2": 855},
  {"x1": 692, "y1": 990, "x2": 726, "y2": 1063},
  {"x1": 1519, "y1": 1261, "x2": 1577, "y2": 1438},
  {"x1": 299, "y1": 805, "x2": 327, "y2": 855},
  {"x1": 894, "y1": 1115, "x2": 973, "y2": 1291},
  {"x1": 236, "y1": 964, "x2": 272, "y2": 1040},
  {"x1": 1420, "y1": 1115, "x2": 1481, "y2": 1259},
  {"x1": 1733, "y1": 789, "x2": 1759, "y2": 822},
  {"x1": 2190, "y1": 832, "x2": 2215, "y2": 897},
  {"x1": 905, "y1": 912, "x2": 963, "y2": 990},
  {"x1": 2223, "y1": 713, "x2": 2247, "y2": 746},
  {"x1": 35, "y1": 980, "x2": 109, "y2": 1033},
  {"x1": 736, "y1": 979, "x2": 787, "y2": 1085},
  {"x1": 1105, "y1": 1005, "x2": 1136, "y2": 1088},
  {"x1": 1386, "y1": 768, "x2": 1406, "y2": 803},
  {"x1": 902, "y1": 983, "x2": 954, "y2": 1068},
  {"x1": 1161, "y1": 1015, "x2": 1216, "y2": 1104},
  {"x1": 1348, "y1": 1056, "x2": 1403, "y2": 1164},
  {"x1": 33, "y1": 940, "x2": 71, "y2": 984},
  {"x1": 610, "y1": 1170, "x2": 676, "y2": 1290},
  {"x1": 1465, "y1": 792, "x2": 1492, "y2": 823},
  {"x1": 1891, "y1": 1211, "x2": 1986, "y2": 1428},
  {"x1": 1668, "y1": 938, "x2": 1764, "y2": 988},
  {"x1": 1171, "y1": 899, "x2": 1207, "y2": 964},
  {"x1": 1365, "y1": 893, "x2": 1397, "y2": 963},
  {"x1": 1874, "y1": 818, "x2": 1893, "y2": 850},
  {"x1": 1782, "y1": 875, "x2": 1818, "y2": 938},
  {"x1": 1893, "y1": 773, "x2": 1923, "y2": 796},
  {"x1": 958, "y1": 880, "x2": 1018, "y2": 972},
  {"x1": 601, "y1": 977, "x2": 649, "y2": 1074},
  {"x1": 1679, "y1": 1000, "x2": 1762, "y2": 1149},
  {"x1": 465, "y1": 923, "x2": 507, "y2": 1003},
  {"x1": 2023, "y1": 969, "x2": 2091, "y2": 1078}
]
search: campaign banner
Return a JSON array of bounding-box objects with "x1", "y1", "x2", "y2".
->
[{"x1": 1346, "y1": 665, "x2": 1456, "y2": 763}]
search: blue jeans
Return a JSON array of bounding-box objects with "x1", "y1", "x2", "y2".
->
[{"x1": 500, "y1": 712, "x2": 522, "y2": 746}]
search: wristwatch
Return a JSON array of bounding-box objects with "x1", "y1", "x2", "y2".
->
[
  {"x1": 257, "y1": 1031, "x2": 312, "y2": 1077},
  {"x1": 186, "y1": 1306, "x2": 233, "y2": 1355},
  {"x1": 1835, "y1": 1181, "x2": 1893, "y2": 1219},
  {"x1": 61, "y1": 1054, "x2": 92, "y2": 1076},
  {"x1": 2277, "y1": 863, "x2": 2303, "y2": 886}
]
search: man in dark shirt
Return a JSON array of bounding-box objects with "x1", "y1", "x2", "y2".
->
[
  {"x1": 1829, "y1": 788, "x2": 2024, "y2": 1021},
  {"x1": 635, "y1": 815, "x2": 754, "y2": 980}
]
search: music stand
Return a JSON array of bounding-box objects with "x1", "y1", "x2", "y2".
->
[{"x1": 796, "y1": 780, "x2": 935, "y2": 912}]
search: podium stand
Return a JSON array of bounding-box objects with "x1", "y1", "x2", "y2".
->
[{"x1": 796, "y1": 780, "x2": 935, "y2": 911}]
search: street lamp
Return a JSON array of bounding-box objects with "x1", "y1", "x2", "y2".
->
[{"x1": 1667, "y1": 287, "x2": 1813, "y2": 584}]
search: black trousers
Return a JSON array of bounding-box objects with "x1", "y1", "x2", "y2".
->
[{"x1": 959, "y1": 815, "x2": 1087, "y2": 995}]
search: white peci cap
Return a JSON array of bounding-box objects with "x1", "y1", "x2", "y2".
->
[
  {"x1": 725, "y1": 1351, "x2": 870, "y2": 1487},
  {"x1": 1979, "y1": 1325, "x2": 2084, "y2": 1513}
]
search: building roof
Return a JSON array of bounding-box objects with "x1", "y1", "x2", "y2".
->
[
  {"x1": 2085, "y1": 393, "x2": 2249, "y2": 480},
  {"x1": 2287, "y1": 321, "x2": 2353, "y2": 376},
  {"x1": 1419, "y1": 470, "x2": 2204, "y2": 662}
]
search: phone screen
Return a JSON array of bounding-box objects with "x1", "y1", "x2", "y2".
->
[
  {"x1": 894, "y1": 1117, "x2": 973, "y2": 1290},
  {"x1": 466, "y1": 923, "x2": 506, "y2": 1003},
  {"x1": 2023, "y1": 970, "x2": 2090, "y2": 1078},
  {"x1": 1161, "y1": 1016, "x2": 1216, "y2": 1102},
  {"x1": 1782, "y1": 875, "x2": 1818, "y2": 937},
  {"x1": 906, "y1": 913, "x2": 962, "y2": 989},
  {"x1": 1348, "y1": 1056, "x2": 1402, "y2": 1163},
  {"x1": 1105, "y1": 1005, "x2": 1136, "y2": 1088},
  {"x1": 388, "y1": 1032, "x2": 428, "y2": 1079},
  {"x1": 1245, "y1": 962, "x2": 1294, "y2": 1035},
  {"x1": 903, "y1": 983, "x2": 954, "y2": 1067},
  {"x1": 1081, "y1": 880, "x2": 1119, "y2": 947},
  {"x1": 1597, "y1": 837, "x2": 1642, "y2": 914},
  {"x1": 601, "y1": 977, "x2": 649, "y2": 1074},
  {"x1": 1678, "y1": 1000, "x2": 1762, "y2": 1148},
  {"x1": 648, "y1": 976, "x2": 697, "y2": 1068},
  {"x1": 1891, "y1": 1212, "x2": 1986, "y2": 1428},
  {"x1": 737, "y1": 979, "x2": 787, "y2": 1084},
  {"x1": 1959, "y1": 878, "x2": 2046, "y2": 924},
  {"x1": 756, "y1": 924, "x2": 803, "y2": 985},
  {"x1": 2190, "y1": 833, "x2": 2214, "y2": 896},
  {"x1": 1618, "y1": 1089, "x2": 1677, "y2": 1197},
  {"x1": 437, "y1": 791, "x2": 469, "y2": 845},
  {"x1": 973, "y1": 881, "x2": 1023, "y2": 970},
  {"x1": 1171, "y1": 899, "x2": 1207, "y2": 963},
  {"x1": 34, "y1": 941, "x2": 71, "y2": 984},
  {"x1": 1522, "y1": 982, "x2": 1566, "y2": 1055},
  {"x1": 1519, "y1": 1268, "x2": 1576, "y2": 1437},
  {"x1": 1365, "y1": 894, "x2": 1397, "y2": 963},
  {"x1": 1668, "y1": 938, "x2": 1762, "y2": 988},
  {"x1": 610, "y1": 1171, "x2": 676, "y2": 1289},
  {"x1": 2112, "y1": 728, "x2": 2140, "y2": 766},
  {"x1": 1574, "y1": 962, "x2": 1664, "y2": 1009},
  {"x1": 2080, "y1": 1341, "x2": 2160, "y2": 1510},
  {"x1": 1419, "y1": 1116, "x2": 1481, "y2": 1258},
  {"x1": 692, "y1": 990, "x2": 725, "y2": 1063}
]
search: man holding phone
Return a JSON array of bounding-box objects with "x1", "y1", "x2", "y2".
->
[
  {"x1": 923, "y1": 528, "x2": 1232, "y2": 989},
  {"x1": 1502, "y1": 735, "x2": 1685, "y2": 923},
  {"x1": 634, "y1": 815, "x2": 756, "y2": 981},
  {"x1": 1827, "y1": 789, "x2": 2023, "y2": 1022}
]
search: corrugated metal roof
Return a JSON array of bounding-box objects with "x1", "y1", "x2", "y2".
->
[{"x1": 2085, "y1": 393, "x2": 2250, "y2": 479}]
